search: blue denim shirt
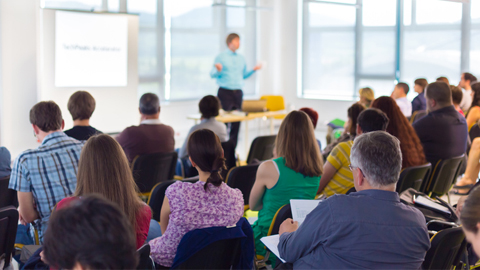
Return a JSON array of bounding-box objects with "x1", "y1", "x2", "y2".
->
[
  {"x1": 210, "y1": 49, "x2": 255, "y2": 90},
  {"x1": 412, "y1": 92, "x2": 427, "y2": 114},
  {"x1": 278, "y1": 190, "x2": 430, "y2": 269}
]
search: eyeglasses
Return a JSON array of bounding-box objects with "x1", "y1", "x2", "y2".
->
[{"x1": 349, "y1": 164, "x2": 365, "y2": 177}]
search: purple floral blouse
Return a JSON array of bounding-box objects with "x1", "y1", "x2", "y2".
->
[{"x1": 149, "y1": 181, "x2": 244, "y2": 267}]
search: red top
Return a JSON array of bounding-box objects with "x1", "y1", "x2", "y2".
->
[{"x1": 56, "y1": 196, "x2": 152, "y2": 249}]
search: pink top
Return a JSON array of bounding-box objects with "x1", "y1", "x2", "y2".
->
[
  {"x1": 149, "y1": 181, "x2": 243, "y2": 267},
  {"x1": 56, "y1": 196, "x2": 152, "y2": 249}
]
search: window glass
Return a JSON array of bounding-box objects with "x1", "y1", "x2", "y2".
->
[
  {"x1": 308, "y1": 2, "x2": 356, "y2": 27},
  {"x1": 403, "y1": 0, "x2": 412, "y2": 26},
  {"x1": 227, "y1": 0, "x2": 246, "y2": 28},
  {"x1": 470, "y1": 30, "x2": 480, "y2": 77},
  {"x1": 362, "y1": 0, "x2": 396, "y2": 27},
  {"x1": 473, "y1": 0, "x2": 480, "y2": 23},
  {"x1": 43, "y1": 0, "x2": 102, "y2": 10},
  {"x1": 303, "y1": 31, "x2": 355, "y2": 100},
  {"x1": 416, "y1": 0, "x2": 462, "y2": 25},
  {"x1": 167, "y1": 0, "x2": 213, "y2": 29},
  {"x1": 361, "y1": 30, "x2": 396, "y2": 74},
  {"x1": 108, "y1": 0, "x2": 119, "y2": 12},
  {"x1": 358, "y1": 79, "x2": 396, "y2": 99}
]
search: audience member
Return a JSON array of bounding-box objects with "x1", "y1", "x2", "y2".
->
[
  {"x1": 412, "y1": 78, "x2": 428, "y2": 113},
  {"x1": 453, "y1": 138, "x2": 480, "y2": 192},
  {"x1": 437, "y1": 76, "x2": 450, "y2": 85},
  {"x1": 322, "y1": 103, "x2": 364, "y2": 159},
  {"x1": 460, "y1": 186, "x2": 480, "y2": 258},
  {"x1": 391, "y1": 82, "x2": 412, "y2": 117},
  {"x1": 277, "y1": 131, "x2": 430, "y2": 269},
  {"x1": 413, "y1": 82, "x2": 468, "y2": 168},
  {"x1": 43, "y1": 195, "x2": 138, "y2": 270},
  {"x1": 9, "y1": 101, "x2": 83, "y2": 243},
  {"x1": 0, "y1": 147, "x2": 11, "y2": 178},
  {"x1": 459, "y1": 72, "x2": 478, "y2": 112},
  {"x1": 451, "y1": 85, "x2": 465, "y2": 116},
  {"x1": 179, "y1": 95, "x2": 228, "y2": 159},
  {"x1": 116, "y1": 93, "x2": 175, "y2": 163},
  {"x1": 56, "y1": 134, "x2": 151, "y2": 249},
  {"x1": 358, "y1": 87, "x2": 374, "y2": 108},
  {"x1": 317, "y1": 108, "x2": 389, "y2": 197},
  {"x1": 371, "y1": 96, "x2": 426, "y2": 168},
  {"x1": 299, "y1": 107, "x2": 321, "y2": 150},
  {"x1": 150, "y1": 129, "x2": 243, "y2": 268},
  {"x1": 64, "y1": 91, "x2": 102, "y2": 141},
  {"x1": 249, "y1": 111, "x2": 323, "y2": 259},
  {"x1": 466, "y1": 83, "x2": 480, "y2": 131}
]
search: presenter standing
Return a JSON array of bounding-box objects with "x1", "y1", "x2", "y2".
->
[{"x1": 210, "y1": 33, "x2": 261, "y2": 147}]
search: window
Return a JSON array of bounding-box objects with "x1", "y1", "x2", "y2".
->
[{"x1": 42, "y1": 0, "x2": 103, "y2": 10}]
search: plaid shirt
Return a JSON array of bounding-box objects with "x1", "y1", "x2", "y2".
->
[{"x1": 9, "y1": 131, "x2": 83, "y2": 243}]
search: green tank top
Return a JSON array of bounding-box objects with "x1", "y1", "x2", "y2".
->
[{"x1": 252, "y1": 157, "x2": 321, "y2": 255}]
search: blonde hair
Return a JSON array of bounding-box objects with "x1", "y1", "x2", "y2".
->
[
  {"x1": 275, "y1": 111, "x2": 323, "y2": 177},
  {"x1": 74, "y1": 134, "x2": 145, "y2": 233}
]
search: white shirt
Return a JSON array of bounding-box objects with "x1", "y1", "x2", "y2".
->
[
  {"x1": 178, "y1": 118, "x2": 229, "y2": 158},
  {"x1": 395, "y1": 97, "x2": 412, "y2": 117},
  {"x1": 460, "y1": 89, "x2": 473, "y2": 112}
]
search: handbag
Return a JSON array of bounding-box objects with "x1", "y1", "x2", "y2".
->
[{"x1": 399, "y1": 188, "x2": 458, "y2": 223}]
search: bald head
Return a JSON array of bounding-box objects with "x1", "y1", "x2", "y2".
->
[{"x1": 425, "y1": 82, "x2": 452, "y2": 111}]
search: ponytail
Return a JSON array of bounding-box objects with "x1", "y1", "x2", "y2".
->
[{"x1": 204, "y1": 156, "x2": 227, "y2": 191}]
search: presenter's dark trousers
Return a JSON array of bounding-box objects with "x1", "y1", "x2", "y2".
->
[{"x1": 217, "y1": 87, "x2": 243, "y2": 148}]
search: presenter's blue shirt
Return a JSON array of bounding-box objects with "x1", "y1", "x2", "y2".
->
[{"x1": 210, "y1": 49, "x2": 255, "y2": 90}]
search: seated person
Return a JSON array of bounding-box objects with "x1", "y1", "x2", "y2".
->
[
  {"x1": 64, "y1": 91, "x2": 102, "y2": 140},
  {"x1": 412, "y1": 78, "x2": 428, "y2": 114},
  {"x1": 249, "y1": 111, "x2": 323, "y2": 259},
  {"x1": 322, "y1": 103, "x2": 364, "y2": 159},
  {"x1": 0, "y1": 146, "x2": 11, "y2": 178},
  {"x1": 278, "y1": 131, "x2": 431, "y2": 269},
  {"x1": 451, "y1": 85, "x2": 465, "y2": 116},
  {"x1": 56, "y1": 134, "x2": 151, "y2": 249},
  {"x1": 179, "y1": 95, "x2": 228, "y2": 159},
  {"x1": 299, "y1": 107, "x2": 321, "y2": 150},
  {"x1": 358, "y1": 87, "x2": 374, "y2": 108},
  {"x1": 9, "y1": 101, "x2": 83, "y2": 243},
  {"x1": 391, "y1": 82, "x2": 412, "y2": 117},
  {"x1": 437, "y1": 76, "x2": 450, "y2": 85},
  {"x1": 318, "y1": 108, "x2": 389, "y2": 197},
  {"x1": 117, "y1": 93, "x2": 175, "y2": 163},
  {"x1": 149, "y1": 129, "x2": 243, "y2": 268},
  {"x1": 43, "y1": 195, "x2": 138, "y2": 270},
  {"x1": 466, "y1": 83, "x2": 480, "y2": 131},
  {"x1": 460, "y1": 186, "x2": 480, "y2": 258},
  {"x1": 459, "y1": 72, "x2": 477, "y2": 112},
  {"x1": 372, "y1": 96, "x2": 427, "y2": 169}
]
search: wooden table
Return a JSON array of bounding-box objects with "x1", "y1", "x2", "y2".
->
[{"x1": 187, "y1": 111, "x2": 286, "y2": 154}]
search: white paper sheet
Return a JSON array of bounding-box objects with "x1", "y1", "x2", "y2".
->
[
  {"x1": 290, "y1": 199, "x2": 321, "y2": 225},
  {"x1": 260, "y1": 234, "x2": 286, "y2": 263},
  {"x1": 414, "y1": 195, "x2": 451, "y2": 214}
]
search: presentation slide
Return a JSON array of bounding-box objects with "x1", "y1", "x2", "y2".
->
[{"x1": 55, "y1": 11, "x2": 128, "y2": 87}]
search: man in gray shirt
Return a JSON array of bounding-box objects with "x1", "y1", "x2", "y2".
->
[{"x1": 278, "y1": 131, "x2": 430, "y2": 269}]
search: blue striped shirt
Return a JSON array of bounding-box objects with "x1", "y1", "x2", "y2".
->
[
  {"x1": 9, "y1": 131, "x2": 83, "y2": 243},
  {"x1": 210, "y1": 49, "x2": 255, "y2": 90}
]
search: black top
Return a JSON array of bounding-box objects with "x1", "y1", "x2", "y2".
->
[
  {"x1": 413, "y1": 105, "x2": 468, "y2": 166},
  {"x1": 64, "y1": 126, "x2": 102, "y2": 141}
]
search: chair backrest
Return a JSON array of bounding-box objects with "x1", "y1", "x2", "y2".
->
[
  {"x1": 410, "y1": 110, "x2": 427, "y2": 124},
  {"x1": 267, "y1": 204, "x2": 292, "y2": 236},
  {"x1": 147, "y1": 180, "x2": 177, "y2": 222},
  {"x1": 221, "y1": 140, "x2": 236, "y2": 179},
  {"x1": 246, "y1": 135, "x2": 276, "y2": 165},
  {"x1": 225, "y1": 164, "x2": 259, "y2": 206},
  {"x1": 260, "y1": 95, "x2": 285, "y2": 111},
  {"x1": 136, "y1": 244, "x2": 154, "y2": 270},
  {"x1": 423, "y1": 227, "x2": 466, "y2": 270},
  {"x1": 131, "y1": 152, "x2": 178, "y2": 193},
  {"x1": 470, "y1": 123, "x2": 480, "y2": 141},
  {"x1": 0, "y1": 206, "x2": 19, "y2": 268},
  {"x1": 0, "y1": 176, "x2": 17, "y2": 208},
  {"x1": 422, "y1": 155, "x2": 464, "y2": 196},
  {"x1": 396, "y1": 163, "x2": 432, "y2": 193}
]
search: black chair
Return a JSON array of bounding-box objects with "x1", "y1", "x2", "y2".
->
[
  {"x1": 470, "y1": 123, "x2": 480, "y2": 141},
  {"x1": 422, "y1": 227, "x2": 467, "y2": 270},
  {"x1": 396, "y1": 163, "x2": 432, "y2": 193},
  {"x1": 225, "y1": 164, "x2": 260, "y2": 209},
  {"x1": 246, "y1": 135, "x2": 276, "y2": 165},
  {"x1": 147, "y1": 180, "x2": 177, "y2": 222},
  {"x1": 0, "y1": 206, "x2": 19, "y2": 268},
  {"x1": 422, "y1": 155, "x2": 464, "y2": 198},
  {"x1": 131, "y1": 152, "x2": 178, "y2": 194},
  {"x1": 410, "y1": 110, "x2": 427, "y2": 124},
  {"x1": 173, "y1": 237, "x2": 242, "y2": 269},
  {"x1": 136, "y1": 244, "x2": 154, "y2": 270},
  {"x1": 0, "y1": 176, "x2": 17, "y2": 208}
]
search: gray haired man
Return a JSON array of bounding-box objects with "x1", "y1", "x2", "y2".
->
[{"x1": 277, "y1": 131, "x2": 430, "y2": 269}]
